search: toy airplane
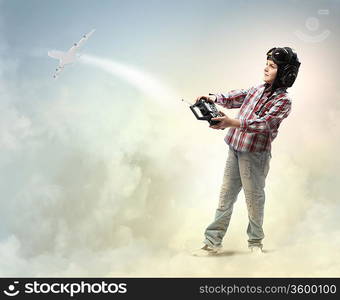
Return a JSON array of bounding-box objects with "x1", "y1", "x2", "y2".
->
[{"x1": 48, "y1": 29, "x2": 95, "y2": 79}]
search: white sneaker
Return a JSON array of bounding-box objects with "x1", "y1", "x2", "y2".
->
[
  {"x1": 191, "y1": 244, "x2": 223, "y2": 256},
  {"x1": 249, "y1": 245, "x2": 263, "y2": 254}
]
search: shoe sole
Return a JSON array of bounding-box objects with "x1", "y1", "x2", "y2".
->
[{"x1": 191, "y1": 249, "x2": 222, "y2": 257}]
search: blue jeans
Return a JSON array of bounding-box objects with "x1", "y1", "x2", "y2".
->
[{"x1": 204, "y1": 146, "x2": 271, "y2": 248}]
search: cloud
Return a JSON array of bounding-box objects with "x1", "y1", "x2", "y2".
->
[{"x1": 1, "y1": 74, "x2": 339, "y2": 278}]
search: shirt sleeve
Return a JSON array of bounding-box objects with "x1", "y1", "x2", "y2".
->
[
  {"x1": 213, "y1": 87, "x2": 251, "y2": 109},
  {"x1": 239, "y1": 97, "x2": 292, "y2": 133}
]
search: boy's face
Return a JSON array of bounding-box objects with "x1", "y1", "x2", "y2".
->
[{"x1": 264, "y1": 59, "x2": 278, "y2": 84}]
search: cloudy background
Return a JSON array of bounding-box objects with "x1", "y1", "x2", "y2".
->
[{"x1": 0, "y1": 0, "x2": 339, "y2": 277}]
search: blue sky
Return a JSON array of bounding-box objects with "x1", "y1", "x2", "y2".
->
[
  {"x1": 2, "y1": 0, "x2": 339, "y2": 81},
  {"x1": 0, "y1": 0, "x2": 339, "y2": 105}
]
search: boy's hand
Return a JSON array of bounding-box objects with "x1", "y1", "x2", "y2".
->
[
  {"x1": 195, "y1": 95, "x2": 216, "y2": 104},
  {"x1": 210, "y1": 111, "x2": 241, "y2": 130}
]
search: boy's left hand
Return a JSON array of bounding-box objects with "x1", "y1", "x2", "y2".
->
[{"x1": 210, "y1": 111, "x2": 239, "y2": 130}]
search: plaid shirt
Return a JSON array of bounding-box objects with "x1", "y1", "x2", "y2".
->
[{"x1": 214, "y1": 83, "x2": 292, "y2": 152}]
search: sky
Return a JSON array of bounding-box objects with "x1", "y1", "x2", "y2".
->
[{"x1": 0, "y1": 0, "x2": 340, "y2": 277}]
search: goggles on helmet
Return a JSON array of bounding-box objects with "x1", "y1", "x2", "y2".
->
[{"x1": 266, "y1": 47, "x2": 293, "y2": 65}]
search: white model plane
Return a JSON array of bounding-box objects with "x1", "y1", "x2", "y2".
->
[{"x1": 48, "y1": 29, "x2": 95, "y2": 79}]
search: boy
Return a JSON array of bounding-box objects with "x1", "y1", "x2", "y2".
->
[{"x1": 194, "y1": 47, "x2": 301, "y2": 255}]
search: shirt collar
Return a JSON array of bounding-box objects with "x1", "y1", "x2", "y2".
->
[{"x1": 263, "y1": 83, "x2": 287, "y2": 96}]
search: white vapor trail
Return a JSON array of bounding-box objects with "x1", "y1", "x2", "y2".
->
[{"x1": 79, "y1": 54, "x2": 177, "y2": 105}]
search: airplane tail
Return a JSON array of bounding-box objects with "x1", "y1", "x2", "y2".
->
[{"x1": 48, "y1": 50, "x2": 65, "y2": 60}]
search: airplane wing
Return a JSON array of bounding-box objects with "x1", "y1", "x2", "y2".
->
[
  {"x1": 68, "y1": 29, "x2": 96, "y2": 53},
  {"x1": 52, "y1": 66, "x2": 64, "y2": 79}
]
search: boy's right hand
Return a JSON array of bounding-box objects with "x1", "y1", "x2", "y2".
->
[{"x1": 195, "y1": 95, "x2": 216, "y2": 104}]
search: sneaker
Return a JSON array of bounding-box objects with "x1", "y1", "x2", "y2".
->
[
  {"x1": 191, "y1": 244, "x2": 223, "y2": 256},
  {"x1": 249, "y1": 245, "x2": 263, "y2": 254}
]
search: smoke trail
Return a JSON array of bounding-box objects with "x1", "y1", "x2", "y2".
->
[{"x1": 79, "y1": 54, "x2": 177, "y2": 105}]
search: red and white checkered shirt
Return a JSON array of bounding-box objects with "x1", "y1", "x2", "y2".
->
[{"x1": 214, "y1": 83, "x2": 292, "y2": 152}]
